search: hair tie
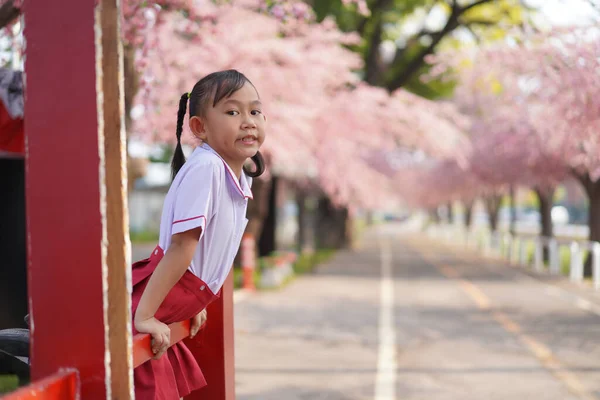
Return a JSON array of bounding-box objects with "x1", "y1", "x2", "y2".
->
[{"x1": 187, "y1": 92, "x2": 191, "y2": 99}]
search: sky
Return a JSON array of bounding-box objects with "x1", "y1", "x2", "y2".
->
[{"x1": 530, "y1": 0, "x2": 598, "y2": 26}]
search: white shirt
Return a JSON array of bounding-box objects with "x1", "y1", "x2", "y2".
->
[{"x1": 158, "y1": 143, "x2": 252, "y2": 294}]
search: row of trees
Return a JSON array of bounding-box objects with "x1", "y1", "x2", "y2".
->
[
  {"x1": 0, "y1": 0, "x2": 542, "y2": 254},
  {"x1": 402, "y1": 25, "x2": 600, "y2": 272},
  {"x1": 125, "y1": 0, "x2": 474, "y2": 252}
]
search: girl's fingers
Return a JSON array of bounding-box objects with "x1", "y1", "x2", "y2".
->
[
  {"x1": 153, "y1": 332, "x2": 170, "y2": 359},
  {"x1": 152, "y1": 334, "x2": 163, "y2": 354}
]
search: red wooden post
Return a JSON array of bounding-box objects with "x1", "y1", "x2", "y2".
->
[
  {"x1": 184, "y1": 270, "x2": 236, "y2": 399},
  {"x1": 23, "y1": 1, "x2": 130, "y2": 398}
]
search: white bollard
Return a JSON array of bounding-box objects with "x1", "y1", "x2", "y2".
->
[
  {"x1": 519, "y1": 239, "x2": 527, "y2": 267},
  {"x1": 593, "y1": 242, "x2": 600, "y2": 290},
  {"x1": 503, "y1": 233, "x2": 512, "y2": 260},
  {"x1": 534, "y1": 238, "x2": 544, "y2": 272},
  {"x1": 481, "y1": 231, "x2": 488, "y2": 256},
  {"x1": 511, "y1": 237, "x2": 520, "y2": 265},
  {"x1": 570, "y1": 241, "x2": 583, "y2": 283},
  {"x1": 549, "y1": 238, "x2": 560, "y2": 275},
  {"x1": 488, "y1": 232, "x2": 499, "y2": 258}
]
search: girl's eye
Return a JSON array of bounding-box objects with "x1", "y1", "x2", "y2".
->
[
  {"x1": 251, "y1": 110, "x2": 262, "y2": 115},
  {"x1": 226, "y1": 110, "x2": 239, "y2": 116}
]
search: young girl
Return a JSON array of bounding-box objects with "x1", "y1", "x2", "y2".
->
[{"x1": 131, "y1": 69, "x2": 266, "y2": 399}]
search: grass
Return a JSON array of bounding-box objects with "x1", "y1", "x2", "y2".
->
[
  {"x1": 0, "y1": 375, "x2": 19, "y2": 394},
  {"x1": 130, "y1": 229, "x2": 159, "y2": 244},
  {"x1": 233, "y1": 248, "x2": 336, "y2": 290},
  {"x1": 293, "y1": 249, "x2": 336, "y2": 275},
  {"x1": 504, "y1": 239, "x2": 590, "y2": 278},
  {"x1": 233, "y1": 267, "x2": 261, "y2": 289}
]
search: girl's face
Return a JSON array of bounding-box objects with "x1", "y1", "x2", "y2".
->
[{"x1": 191, "y1": 82, "x2": 266, "y2": 175}]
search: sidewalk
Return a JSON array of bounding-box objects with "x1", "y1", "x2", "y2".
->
[{"x1": 234, "y1": 223, "x2": 600, "y2": 400}]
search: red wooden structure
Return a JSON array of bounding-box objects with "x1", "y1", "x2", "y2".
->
[{"x1": 3, "y1": 1, "x2": 235, "y2": 398}]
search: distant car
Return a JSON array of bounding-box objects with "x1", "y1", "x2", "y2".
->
[{"x1": 551, "y1": 206, "x2": 569, "y2": 225}]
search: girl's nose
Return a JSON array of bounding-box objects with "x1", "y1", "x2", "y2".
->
[{"x1": 242, "y1": 115, "x2": 257, "y2": 129}]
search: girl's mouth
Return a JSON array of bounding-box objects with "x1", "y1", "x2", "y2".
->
[{"x1": 240, "y1": 135, "x2": 257, "y2": 145}]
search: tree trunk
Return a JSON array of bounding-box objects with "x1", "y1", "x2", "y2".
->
[
  {"x1": 534, "y1": 186, "x2": 555, "y2": 239},
  {"x1": 316, "y1": 196, "x2": 349, "y2": 249},
  {"x1": 509, "y1": 185, "x2": 517, "y2": 235},
  {"x1": 246, "y1": 177, "x2": 272, "y2": 240},
  {"x1": 586, "y1": 183, "x2": 600, "y2": 276},
  {"x1": 258, "y1": 176, "x2": 278, "y2": 257},
  {"x1": 485, "y1": 194, "x2": 502, "y2": 232},
  {"x1": 122, "y1": 45, "x2": 146, "y2": 189},
  {"x1": 364, "y1": 20, "x2": 383, "y2": 85},
  {"x1": 429, "y1": 208, "x2": 440, "y2": 224},
  {"x1": 447, "y1": 202, "x2": 454, "y2": 224},
  {"x1": 296, "y1": 190, "x2": 307, "y2": 253},
  {"x1": 534, "y1": 186, "x2": 555, "y2": 263},
  {"x1": 574, "y1": 172, "x2": 600, "y2": 277},
  {"x1": 464, "y1": 200, "x2": 474, "y2": 230},
  {"x1": 341, "y1": 207, "x2": 352, "y2": 249}
]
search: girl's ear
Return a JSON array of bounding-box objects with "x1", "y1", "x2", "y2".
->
[{"x1": 189, "y1": 116, "x2": 207, "y2": 141}]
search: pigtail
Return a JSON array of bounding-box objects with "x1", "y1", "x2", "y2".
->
[
  {"x1": 171, "y1": 93, "x2": 189, "y2": 181},
  {"x1": 243, "y1": 151, "x2": 265, "y2": 178}
]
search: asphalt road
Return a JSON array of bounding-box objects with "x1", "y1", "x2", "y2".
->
[{"x1": 234, "y1": 223, "x2": 600, "y2": 400}]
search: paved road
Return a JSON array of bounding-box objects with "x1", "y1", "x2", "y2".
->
[{"x1": 234, "y1": 223, "x2": 600, "y2": 400}]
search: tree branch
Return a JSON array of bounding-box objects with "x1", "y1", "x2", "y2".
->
[
  {"x1": 384, "y1": 0, "x2": 498, "y2": 91},
  {"x1": 462, "y1": 18, "x2": 497, "y2": 26},
  {"x1": 386, "y1": 10, "x2": 460, "y2": 91},
  {"x1": 364, "y1": 19, "x2": 384, "y2": 85},
  {"x1": 463, "y1": 24, "x2": 481, "y2": 43},
  {"x1": 0, "y1": 1, "x2": 19, "y2": 30},
  {"x1": 461, "y1": 0, "x2": 496, "y2": 13}
]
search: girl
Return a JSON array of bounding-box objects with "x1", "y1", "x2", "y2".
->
[{"x1": 131, "y1": 69, "x2": 266, "y2": 399}]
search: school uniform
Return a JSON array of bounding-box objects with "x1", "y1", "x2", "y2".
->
[{"x1": 132, "y1": 143, "x2": 252, "y2": 399}]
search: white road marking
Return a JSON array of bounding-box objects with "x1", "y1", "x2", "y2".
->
[{"x1": 375, "y1": 236, "x2": 397, "y2": 400}]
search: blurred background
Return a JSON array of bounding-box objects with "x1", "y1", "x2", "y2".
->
[{"x1": 1, "y1": 0, "x2": 599, "y2": 327}]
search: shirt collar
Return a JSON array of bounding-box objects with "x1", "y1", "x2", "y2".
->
[{"x1": 200, "y1": 143, "x2": 253, "y2": 199}]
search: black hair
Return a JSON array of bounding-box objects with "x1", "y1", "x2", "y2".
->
[{"x1": 171, "y1": 69, "x2": 266, "y2": 180}]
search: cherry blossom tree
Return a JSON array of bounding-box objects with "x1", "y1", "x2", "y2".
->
[{"x1": 423, "y1": 25, "x2": 600, "y2": 267}]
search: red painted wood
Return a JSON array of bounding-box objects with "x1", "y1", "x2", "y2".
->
[
  {"x1": 185, "y1": 270, "x2": 235, "y2": 400},
  {"x1": 132, "y1": 319, "x2": 193, "y2": 368},
  {"x1": 2, "y1": 369, "x2": 79, "y2": 400},
  {"x1": 23, "y1": 2, "x2": 107, "y2": 398}
]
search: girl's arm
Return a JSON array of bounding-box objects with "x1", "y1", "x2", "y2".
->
[{"x1": 134, "y1": 226, "x2": 202, "y2": 358}]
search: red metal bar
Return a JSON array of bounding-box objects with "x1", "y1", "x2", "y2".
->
[
  {"x1": 23, "y1": 2, "x2": 107, "y2": 398},
  {"x1": 2, "y1": 369, "x2": 79, "y2": 400},
  {"x1": 185, "y1": 270, "x2": 236, "y2": 399}
]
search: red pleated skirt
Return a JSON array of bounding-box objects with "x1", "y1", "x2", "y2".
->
[{"x1": 131, "y1": 245, "x2": 218, "y2": 400}]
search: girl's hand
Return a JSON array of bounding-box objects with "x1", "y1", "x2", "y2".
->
[
  {"x1": 135, "y1": 317, "x2": 171, "y2": 359},
  {"x1": 190, "y1": 309, "x2": 207, "y2": 338}
]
